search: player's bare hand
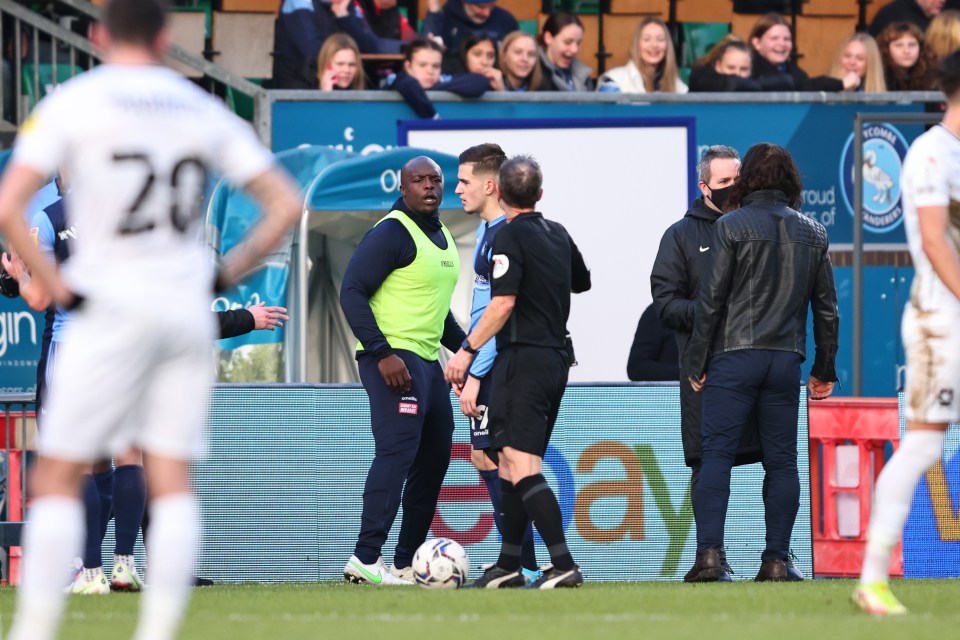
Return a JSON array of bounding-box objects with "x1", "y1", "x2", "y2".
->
[
  {"x1": 689, "y1": 373, "x2": 706, "y2": 393},
  {"x1": 378, "y1": 354, "x2": 412, "y2": 394},
  {"x1": 248, "y1": 301, "x2": 288, "y2": 331},
  {"x1": 444, "y1": 348, "x2": 473, "y2": 387},
  {"x1": 459, "y1": 375, "x2": 481, "y2": 418},
  {"x1": 807, "y1": 376, "x2": 834, "y2": 400},
  {"x1": 1, "y1": 250, "x2": 26, "y2": 282}
]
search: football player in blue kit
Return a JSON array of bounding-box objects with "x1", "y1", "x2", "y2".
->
[{"x1": 454, "y1": 143, "x2": 539, "y2": 585}]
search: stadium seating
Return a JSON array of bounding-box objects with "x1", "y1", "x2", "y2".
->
[
  {"x1": 681, "y1": 21, "x2": 730, "y2": 67},
  {"x1": 211, "y1": 11, "x2": 275, "y2": 79},
  {"x1": 168, "y1": 9, "x2": 207, "y2": 78},
  {"x1": 20, "y1": 63, "x2": 78, "y2": 111}
]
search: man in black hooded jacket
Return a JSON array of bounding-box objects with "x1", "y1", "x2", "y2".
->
[{"x1": 650, "y1": 145, "x2": 764, "y2": 581}]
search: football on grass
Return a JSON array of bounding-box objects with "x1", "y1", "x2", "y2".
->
[{"x1": 411, "y1": 538, "x2": 470, "y2": 589}]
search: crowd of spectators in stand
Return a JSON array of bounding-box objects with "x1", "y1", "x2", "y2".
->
[
  {"x1": 5, "y1": 0, "x2": 960, "y2": 125},
  {"x1": 263, "y1": 0, "x2": 960, "y2": 109},
  {"x1": 3, "y1": 0, "x2": 960, "y2": 117}
]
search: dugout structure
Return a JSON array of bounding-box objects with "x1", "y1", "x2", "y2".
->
[{"x1": 290, "y1": 147, "x2": 481, "y2": 383}]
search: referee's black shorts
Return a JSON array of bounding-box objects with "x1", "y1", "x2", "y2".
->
[{"x1": 488, "y1": 344, "x2": 569, "y2": 457}]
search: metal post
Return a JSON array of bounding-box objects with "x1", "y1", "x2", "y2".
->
[
  {"x1": 853, "y1": 113, "x2": 864, "y2": 397},
  {"x1": 850, "y1": 111, "x2": 945, "y2": 396},
  {"x1": 0, "y1": 10, "x2": 5, "y2": 124},
  {"x1": 14, "y1": 18, "x2": 21, "y2": 123},
  {"x1": 31, "y1": 26, "x2": 39, "y2": 108},
  {"x1": 857, "y1": 0, "x2": 869, "y2": 32},
  {"x1": 286, "y1": 209, "x2": 310, "y2": 383},
  {"x1": 253, "y1": 90, "x2": 272, "y2": 148}
]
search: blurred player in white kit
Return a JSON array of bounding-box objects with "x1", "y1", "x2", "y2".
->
[
  {"x1": 0, "y1": 0, "x2": 301, "y2": 637},
  {"x1": 855, "y1": 49, "x2": 960, "y2": 616}
]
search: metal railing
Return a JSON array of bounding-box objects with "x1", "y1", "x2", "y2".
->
[
  {"x1": 0, "y1": 0, "x2": 100, "y2": 127},
  {"x1": 0, "y1": 392, "x2": 33, "y2": 573},
  {"x1": 0, "y1": 0, "x2": 271, "y2": 142}
]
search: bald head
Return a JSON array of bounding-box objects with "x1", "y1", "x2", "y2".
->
[
  {"x1": 399, "y1": 155, "x2": 443, "y2": 214},
  {"x1": 400, "y1": 156, "x2": 441, "y2": 181},
  {"x1": 499, "y1": 155, "x2": 542, "y2": 210}
]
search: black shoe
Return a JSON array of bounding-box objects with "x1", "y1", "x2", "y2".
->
[
  {"x1": 193, "y1": 576, "x2": 214, "y2": 587},
  {"x1": 684, "y1": 548, "x2": 730, "y2": 583},
  {"x1": 718, "y1": 546, "x2": 734, "y2": 582},
  {"x1": 755, "y1": 558, "x2": 803, "y2": 582},
  {"x1": 529, "y1": 564, "x2": 583, "y2": 589},
  {"x1": 785, "y1": 550, "x2": 805, "y2": 581},
  {"x1": 464, "y1": 565, "x2": 524, "y2": 589}
]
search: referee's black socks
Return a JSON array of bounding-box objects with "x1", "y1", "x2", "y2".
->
[
  {"x1": 515, "y1": 474, "x2": 575, "y2": 572},
  {"x1": 495, "y1": 479, "x2": 528, "y2": 572}
]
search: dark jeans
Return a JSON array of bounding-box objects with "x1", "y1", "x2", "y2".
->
[
  {"x1": 354, "y1": 349, "x2": 453, "y2": 567},
  {"x1": 693, "y1": 349, "x2": 801, "y2": 562}
]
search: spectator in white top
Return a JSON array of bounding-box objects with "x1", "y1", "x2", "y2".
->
[{"x1": 598, "y1": 17, "x2": 687, "y2": 93}]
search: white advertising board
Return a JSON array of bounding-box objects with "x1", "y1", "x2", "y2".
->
[{"x1": 403, "y1": 118, "x2": 695, "y2": 381}]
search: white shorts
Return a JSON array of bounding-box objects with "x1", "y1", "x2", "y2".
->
[
  {"x1": 903, "y1": 303, "x2": 960, "y2": 424},
  {"x1": 40, "y1": 299, "x2": 215, "y2": 462}
]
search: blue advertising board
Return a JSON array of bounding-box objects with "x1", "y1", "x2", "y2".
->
[
  {"x1": 272, "y1": 97, "x2": 929, "y2": 395},
  {"x1": 0, "y1": 295, "x2": 43, "y2": 394},
  {"x1": 271, "y1": 98, "x2": 926, "y2": 245},
  {"x1": 901, "y1": 392, "x2": 960, "y2": 577}
]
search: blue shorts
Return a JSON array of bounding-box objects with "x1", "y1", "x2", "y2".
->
[{"x1": 470, "y1": 376, "x2": 492, "y2": 450}]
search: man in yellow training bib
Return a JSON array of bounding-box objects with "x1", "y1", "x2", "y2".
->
[{"x1": 340, "y1": 155, "x2": 466, "y2": 585}]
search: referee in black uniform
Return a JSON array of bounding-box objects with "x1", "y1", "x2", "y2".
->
[{"x1": 445, "y1": 155, "x2": 591, "y2": 589}]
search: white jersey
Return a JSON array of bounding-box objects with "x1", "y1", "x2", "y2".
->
[
  {"x1": 12, "y1": 64, "x2": 274, "y2": 307},
  {"x1": 902, "y1": 123, "x2": 960, "y2": 312}
]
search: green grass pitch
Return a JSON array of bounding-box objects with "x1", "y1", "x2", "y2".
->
[{"x1": 3, "y1": 580, "x2": 960, "y2": 639}]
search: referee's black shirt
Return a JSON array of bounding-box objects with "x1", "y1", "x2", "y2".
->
[{"x1": 489, "y1": 212, "x2": 591, "y2": 349}]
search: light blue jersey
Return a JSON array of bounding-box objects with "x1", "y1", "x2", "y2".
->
[
  {"x1": 27, "y1": 178, "x2": 60, "y2": 214},
  {"x1": 467, "y1": 214, "x2": 506, "y2": 378},
  {"x1": 29, "y1": 195, "x2": 72, "y2": 341}
]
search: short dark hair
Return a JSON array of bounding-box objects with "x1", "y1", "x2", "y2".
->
[
  {"x1": 460, "y1": 34, "x2": 498, "y2": 67},
  {"x1": 748, "y1": 12, "x2": 791, "y2": 44},
  {"x1": 404, "y1": 38, "x2": 443, "y2": 64},
  {"x1": 459, "y1": 143, "x2": 506, "y2": 177},
  {"x1": 103, "y1": 0, "x2": 168, "y2": 46},
  {"x1": 725, "y1": 143, "x2": 803, "y2": 211},
  {"x1": 540, "y1": 12, "x2": 584, "y2": 45},
  {"x1": 499, "y1": 155, "x2": 542, "y2": 209},
  {"x1": 940, "y1": 49, "x2": 960, "y2": 99},
  {"x1": 696, "y1": 145, "x2": 740, "y2": 184}
]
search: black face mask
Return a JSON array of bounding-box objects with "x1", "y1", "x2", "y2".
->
[{"x1": 707, "y1": 184, "x2": 733, "y2": 211}]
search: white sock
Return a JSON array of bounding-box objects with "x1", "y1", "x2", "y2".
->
[
  {"x1": 860, "y1": 430, "x2": 944, "y2": 585},
  {"x1": 8, "y1": 496, "x2": 83, "y2": 640},
  {"x1": 133, "y1": 493, "x2": 200, "y2": 640}
]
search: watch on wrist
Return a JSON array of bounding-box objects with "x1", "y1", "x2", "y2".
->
[{"x1": 461, "y1": 338, "x2": 478, "y2": 355}]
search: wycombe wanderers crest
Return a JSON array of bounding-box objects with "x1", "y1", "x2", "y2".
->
[{"x1": 839, "y1": 123, "x2": 909, "y2": 233}]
